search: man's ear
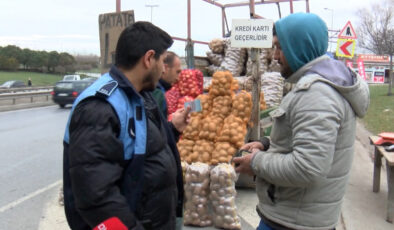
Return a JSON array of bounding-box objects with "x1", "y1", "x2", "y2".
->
[{"x1": 142, "y1": 50, "x2": 156, "y2": 69}]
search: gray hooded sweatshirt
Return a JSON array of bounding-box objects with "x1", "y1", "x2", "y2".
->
[{"x1": 251, "y1": 54, "x2": 370, "y2": 230}]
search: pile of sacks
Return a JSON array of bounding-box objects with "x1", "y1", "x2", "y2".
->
[{"x1": 206, "y1": 38, "x2": 284, "y2": 109}]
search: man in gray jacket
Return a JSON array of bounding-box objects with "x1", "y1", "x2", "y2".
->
[{"x1": 233, "y1": 13, "x2": 370, "y2": 230}]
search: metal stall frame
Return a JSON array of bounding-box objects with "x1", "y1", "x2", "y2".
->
[{"x1": 172, "y1": 0, "x2": 310, "y2": 69}]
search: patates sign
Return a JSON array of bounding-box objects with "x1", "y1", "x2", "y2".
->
[
  {"x1": 231, "y1": 19, "x2": 273, "y2": 48},
  {"x1": 99, "y1": 11, "x2": 135, "y2": 73}
]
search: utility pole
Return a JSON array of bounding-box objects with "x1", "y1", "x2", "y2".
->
[
  {"x1": 116, "y1": 0, "x2": 121, "y2": 12},
  {"x1": 324, "y1": 8, "x2": 334, "y2": 52},
  {"x1": 145, "y1": 1, "x2": 159, "y2": 23}
]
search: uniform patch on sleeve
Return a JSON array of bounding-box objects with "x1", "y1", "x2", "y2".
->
[{"x1": 97, "y1": 81, "x2": 118, "y2": 97}]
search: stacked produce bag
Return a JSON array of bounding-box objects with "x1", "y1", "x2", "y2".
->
[
  {"x1": 184, "y1": 163, "x2": 212, "y2": 227},
  {"x1": 220, "y1": 39, "x2": 247, "y2": 77},
  {"x1": 183, "y1": 162, "x2": 241, "y2": 229},
  {"x1": 205, "y1": 38, "x2": 287, "y2": 110},
  {"x1": 210, "y1": 164, "x2": 241, "y2": 229},
  {"x1": 165, "y1": 69, "x2": 204, "y2": 116},
  {"x1": 178, "y1": 71, "x2": 251, "y2": 165}
]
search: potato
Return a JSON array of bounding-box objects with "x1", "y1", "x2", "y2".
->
[
  {"x1": 210, "y1": 163, "x2": 241, "y2": 229},
  {"x1": 199, "y1": 116, "x2": 224, "y2": 142},
  {"x1": 209, "y1": 71, "x2": 234, "y2": 97},
  {"x1": 217, "y1": 115, "x2": 247, "y2": 148},
  {"x1": 183, "y1": 115, "x2": 202, "y2": 140},
  {"x1": 195, "y1": 94, "x2": 213, "y2": 117},
  {"x1": 260, "y1": 91, "x2": 267, "y2": 111},
  {"x1": 211, "y1": 95, "x2": 232, "y2": 118},
  {"x1": 184, "y1": 162, "x2": 212, "y2": 227},
  {"x1": 232, "y1": 90, "x2": 252, "y2": 123},
  {"x1": 212, "y1": 142, "x2": 237, "y2": 164},
  {"x1": 209, "y1": 38, "x2": 225, "y2": 54},
  {"x1": 177, "y1": 139, "x2": 194, "y2": 162}
]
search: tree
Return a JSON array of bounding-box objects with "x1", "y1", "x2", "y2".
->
[
  {"x1": 357, "y1": 1, "x2": 394, "y2": 95},
  {"x1": 19, "y1": 48, "x2": 33, "y2": 70},
  {"x1": 0, "y1": 56, "x2": 19, "y2": 71},
  {"x1": 47, "y1": 51, "x2": 60, "y2": 72}
]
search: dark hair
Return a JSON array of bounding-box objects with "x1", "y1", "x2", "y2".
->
[
  {"x1": 115, "y1": 21, "x2": 173, "y2": 69},
  {"x1": 164, "y1": 51, "x2": 179, "y2": 67},
  {"x1": 273, "y1": 25, "x2": 276, "y2": 36}
]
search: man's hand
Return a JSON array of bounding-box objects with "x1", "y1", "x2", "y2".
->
[
  {"x1": 240, "y1": 141, "x2": 264, "y2": 152},
  {"x1": 171, "y1": 107, "x2": 191, "y2": 132},
  {"x1": 233, "y1": 152, "x2": 257, "y2": 176}
]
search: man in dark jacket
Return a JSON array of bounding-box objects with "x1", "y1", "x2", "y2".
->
[
  {"x1": 63, "y1": 22, "x2": 188, "y2": 230},
  {"x1": 152, "y1": 51, "x2": 182, "y2": 118}
]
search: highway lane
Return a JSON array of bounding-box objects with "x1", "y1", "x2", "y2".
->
[{"x1": 0, "y1": 105, "x2": 70, "y2": 229}]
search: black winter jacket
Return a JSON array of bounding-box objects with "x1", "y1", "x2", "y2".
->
[{"x1": 63, "y1": 67, "x2": 184, "y2": 230}]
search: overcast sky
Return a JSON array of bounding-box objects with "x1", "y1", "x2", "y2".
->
[{"x1": 0, "y1": 0, "x2": 384, "y2": 56}]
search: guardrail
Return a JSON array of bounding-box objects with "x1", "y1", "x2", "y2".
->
[
  {"x1": 0, "y1": 91, "x2": 52, "y2": 106},
  {"x1": 0, "y1": 86, "x2": 53, "y2": 94}
]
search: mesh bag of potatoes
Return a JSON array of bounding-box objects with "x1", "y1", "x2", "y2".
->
[
  {"x1": 217, "y1": 115, "x2": 247, "y2": 149},
  {"x1": 245, "y1": 48, "x2": 270, "y2": 76},
  {"x1": 232, "y1": 90, "x2": 252, "y2": 123},
  {"x1": 192, "y1": 140, "x2": 215, "y2": 164},
  {"x1": 183, "y1": 114, "x2": 202, "y2": 141},
  {"x1": 199, "y1": 116, "x2": 224, "y2": 142},
  {"x1": 261, "y1": 72, "x2": 284, "y2": 108},
  {"x1": 206, "y1": 65, "x2": 221, "y2": 77},
  {"x1": 211, "y1": 95, "x2": 233, "y2": 119},
  {"x1": 207, "y1": 51, "x2": 224, "y2": 66},
  {"x1": 177, "y1": 139, "x2": 195, "y2": 163},
  {"x1": 195, "y1": 94, "x2": 212, "y2": 117},
  {"x1": 221, "y1": 39, "x2": 247, "y2": 77},
  {"x1": 209, "y1": 71, "x2": 234, "y2": 97},
  {"x1": 211, "y1": 142, "x2": 237, "y2": 165},
  {"x1": 231, "y1": 78, "x2": 239, "y2": 91},
  {"x1": 184, "y1": 163, "x2": 212, "y2": 227},
  {"x1": 260, "y1": 91, "x2": 267, "y2": 111},
  {"x1": 181, "y1": 161, "x2": 189, "y2": 181},
  {"x1": 210, "y1": 164, "x2": 241, "y2": 230},
  {"x1": 209, "y1": 38, "x2": 225, "y2": 54}
]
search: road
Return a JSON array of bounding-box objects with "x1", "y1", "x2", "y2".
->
[
  {"x1": 0, "y1": 105, "x2": 258, "y2": 230},
  {"x1": 0, "y1": 105, "x2": 70, "y2": 229}
]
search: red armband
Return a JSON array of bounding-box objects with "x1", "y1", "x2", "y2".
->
[{"x1": 93, "y1": 217, "x2": 128, "y2": 230}]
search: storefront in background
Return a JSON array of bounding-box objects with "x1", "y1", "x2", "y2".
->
[{"x1": 350, "y1": 54, "x2": 391, "y2": 84}]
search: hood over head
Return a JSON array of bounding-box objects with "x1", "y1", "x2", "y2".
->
[
  {"x1": 288, "y1": 55, "x2": 370, "y2": 118},
  {"x1": 275, "y1": 13, "x2": 328, "y2": 73}
]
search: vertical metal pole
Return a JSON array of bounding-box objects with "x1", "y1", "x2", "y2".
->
[
  {"x1": 186, "y1": 0, "x2": 194, "y2": 68},
  {"x1": 276, "y1": 3, "x2": 282, "y2": 19},
  {"x1": 289, "y1": 0, "x2": 294, "y2": 13},
  {"x1": 222, "y1": 8, "x2": 225, "y2": 37},
  {"x1": 187, "y1": 0, "x2": 191, "y2": 41},
  {"x1": 249, "y1": 0, "x2": 255, "y2": 18},
  {"x1": 116, "y1": 0, "x2": 121, "y2": 12},
  {"x1": 247, "y1": 0, "x2": 261, "y2": 142},
  {"x1": 306, "y1": 0, "x2": 310, "y2": 13}
]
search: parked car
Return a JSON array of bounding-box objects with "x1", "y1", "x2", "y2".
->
[
  {"x1": 0, "y1": 80, "x2": 26, "y2": 89},
  {"x1": 51, "y1": 79, "x2": 95, "y2": 108},
  {"x1": 62, "y1": 74, "x2": 81, "y2": 81}
]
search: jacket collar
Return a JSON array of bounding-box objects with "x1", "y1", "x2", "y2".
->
[
  {"x1": 158, "y1": 79, "x2": 172, "y2": 91},
  {"x1": 109, "y1": 65, "x2": 144, "y2": 99},
  {"x1": 286, "y1": 55, "x2": 330, "y2": 84}
]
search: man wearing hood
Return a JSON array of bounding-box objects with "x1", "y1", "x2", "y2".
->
[{"x1": 234, "y1": 13, "x2": 370, "y2": 230}]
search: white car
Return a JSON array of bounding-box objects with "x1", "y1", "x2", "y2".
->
[{"x1": 63, "y1": 75, "x2": 81, "y2": 81}]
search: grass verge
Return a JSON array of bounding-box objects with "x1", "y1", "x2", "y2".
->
[{"x1": 361, "y1": 84, "x2": 394, "y2": 134}]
